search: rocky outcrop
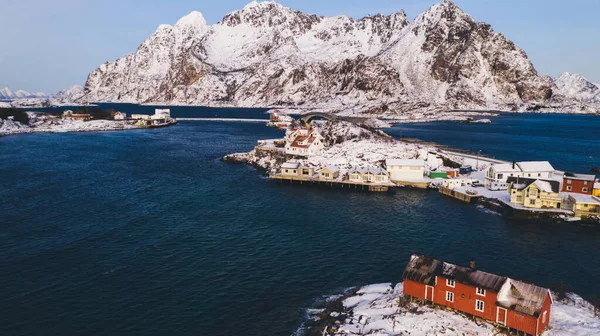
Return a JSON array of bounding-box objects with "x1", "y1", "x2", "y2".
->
[{"x1": 79, "y1": 0, "x2": 598, "y2": 114}]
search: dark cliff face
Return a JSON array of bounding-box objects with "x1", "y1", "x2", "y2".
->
[{"x1": 81, "y1": 0, "x2": 570, "y2": 112}]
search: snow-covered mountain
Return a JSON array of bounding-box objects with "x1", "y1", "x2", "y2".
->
[
  {"x1": 0, "y1": 87, "x2": 50, "y2": 100},
  {"x1": 54, "y1": 85, "x2": 84, "y2": 101},
  {"x1": 79, "y1": 0, "x2": 596, "y2": 114},
  {"x1": 554, "y1": 72, "x2": 599, "y2": 103}
]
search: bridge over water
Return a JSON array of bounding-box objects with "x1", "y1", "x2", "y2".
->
[{"x1": 299, "y1": 112, "x2": 368, "y2": 128}]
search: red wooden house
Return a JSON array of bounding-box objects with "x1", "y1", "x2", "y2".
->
[
  {"x1": 402, "y1": 254, "x2": 553, "y2": 336},
  {"x1": 562, "y1": 172, "x2": 596, "y2": 195}
]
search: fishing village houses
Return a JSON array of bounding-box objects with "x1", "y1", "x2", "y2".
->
[
  {"x1": 263, "y1": 121, "x2": 600, "y2": 221},
  {"x1": 403, "y1": 254, "x2": 553, "y2": 336}
]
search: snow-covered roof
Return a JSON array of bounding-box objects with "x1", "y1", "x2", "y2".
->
[
  {"x1": 402, "y1": 255, "x2": 441, "y2": 286},
  {"x1": 533, "y1": 180, "x2": 554, "y2": 193},
  {"x1": 517, "y1": 161, "x2": 555, "y2": 173},
  {"x1": 441, "y1": 262, "x2": 506, "y2": 293},
  {"x1": 322, "y1": 166, "x2": 339, "y2": 173},
  {"x1": 281, "y1": 161, "x2": 300, "y2": 169},
  {"x1": 595, "y1": 182, "x2": 600, "y2": 189},
  {"x1": 507, "y1": 177, "x2": 560, "y2": 193},
  {"x1": 403, "y1": 255, "x2": 506, "y2": 293},
  {"x1": 565, "y1": 193, "x2": 600, "y2": 204},
  {"x1": 386, "y1": 159, "x2": 425, "y2": 167},
  {"x1": 490, "y1": 163, "x2": 520, "y2": 173},
  {"x1": 497, "y1": 278, "x2": 551, "y2": 317},
  {"x1": 563, "y1": 172, "x2": 596, "y2": 181}
]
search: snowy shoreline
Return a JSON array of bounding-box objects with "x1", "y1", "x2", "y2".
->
[
  {"x1": 299, "y1": 282, "x2": 600, "y2": 336},
  {"x1": 0, "y1": 113, "x2": 144, "y2": 138}
]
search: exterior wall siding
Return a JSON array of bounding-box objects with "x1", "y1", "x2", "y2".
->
[
  {"x1": 433, "y1": 276, "x2": 498, "y2": 322},
  {"x1": 505, "y1": 310, "x2": 538, "y2": 335},
  {"x1": 537, "y1": 292, "x2": 552, "y2": 334},
  {"x1": 403, "y1": 280, "x2": 427, "y2": 300},
  {"x1": 387, "y1": 165, "x2": 424, "y2": 181},
  {"x1": 562, "y1": 179, "x2": 594, "y2": 194}
]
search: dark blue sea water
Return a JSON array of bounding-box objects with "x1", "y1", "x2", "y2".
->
[
  {"x1": 25, "y1": 103, "x2": 271, "y2": 120},
  {"x1": 1, "y1": 116, "x2": 599, "y2": 335},
  {"x1": 387, "y1": 113, "x2": 600, "y2": 175}
]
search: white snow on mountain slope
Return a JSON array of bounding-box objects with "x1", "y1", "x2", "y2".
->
[
  {"x1": 80, "y1": 1, "x2": 598, "y2": 114},
  {"x1": 0, "y1": 87, "x2": 50, "y2": 99},
  {"x1": 554, "y1": 72, "x2": 600, "y2": 103},
  {"x1": 55, "y1": 85, "x2": 84, "y2": 101}
]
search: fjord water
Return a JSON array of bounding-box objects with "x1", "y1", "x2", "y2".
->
[
  {"x1": 387, "y1": 113, "x2": 600, "y2": 175},
  {"x1": 1, "y1": 116, "x2": 599, "y2": 335}
]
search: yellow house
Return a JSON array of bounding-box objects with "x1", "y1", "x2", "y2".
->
[
  {"x1": 564, "y1": 194, "x2": 600, "y2": 218},
  {"x1": 507, "y1": 177, "x2": 562, "y2": 209},
  {"x1": 594, "y1": 182, "x2": 600, "y2": 197},
  {"x1": 347, "y1": 166, "x2": 390, "y2": 184},
  {"x1": 281, "y1": 161, "x2": 301, "y2": 177},
  {"x1": 280, "y1": 160, "x2": 315, "y2": 178},
  {"x1": 319, "y1": 166, "x2": 340, "y2": 180}
]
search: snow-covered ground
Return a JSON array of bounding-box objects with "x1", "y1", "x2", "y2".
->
[
  {"x1": 304, "y1": 282, "x2": 600, "y2": 336},
  {"x1": 224, "y1": 120, "x2": 450, "y2": 175},
  {"x1": 0, "y1": 112, "x2": 141, "y2": 137},
  {"x1": 8, "y1": 98, "x2": 93, "y2": 108}
]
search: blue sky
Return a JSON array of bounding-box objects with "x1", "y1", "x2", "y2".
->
[{"x1": 1, "y1": 0, "x2": 599, "y2": 92}]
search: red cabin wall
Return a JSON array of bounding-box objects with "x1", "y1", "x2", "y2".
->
[
  {"x1": 432, "y1": 276, "x2": 499, "y2": 322},
  {"x1": 563, "y1": 178, "x2": 594, "y2": 194},
  {"x1": 505, "y1": 310, "x2": 538, "y2": 335},
  {"x1": 535, "y1": 291, "x2": 553, "y2": 335},
  {"x1": 403, "y1": 279, "x2": 427, "y2": 300}
]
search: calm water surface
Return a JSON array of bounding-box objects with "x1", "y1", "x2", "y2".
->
[
  {"x1": 387, "y1": 113, "x2": 600, "y2": 175},
  {"x1": 1, "y1": 116, "x2": 599, "y2": 335}
]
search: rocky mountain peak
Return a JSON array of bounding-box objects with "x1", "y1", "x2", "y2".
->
[
  {"x1": 221, "y1": 1, "x2": 320, "y2": 34},
  {"x1": 554, "y1": 72, "x2": 599, "y2": 102},
  {"x1": 80, "y1": 1, "x2": 599, "y2": 113},
  {"x1": 175, "y1": 10, "x2": 208, "y2": 29}
]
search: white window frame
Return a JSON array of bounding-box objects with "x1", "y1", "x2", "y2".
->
[
  {"x1": 446, "y1": 279, "x2": 455, "y2": 288},
  {"x1": 496, "y1": 307, "x2": 507, "y2": 325},
  {"x1": 542, "y1": 310, "x2": 547, "y2": 324},
  {"x1": 567, "y1": 186, "x2": 573, "y2": 191},
  {"x1": 476, "y1": 287, "x2": 486, "y2": 296},
  {"x1": 446, "y1": 291, "x2": 454, "y2": 302},
  {"x1": 476, "y1": 299, "x2": 485, "y2": 312}
]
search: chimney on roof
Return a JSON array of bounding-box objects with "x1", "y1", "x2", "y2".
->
[
  {"x1": 470, "y1": 261, "x2": 476, "y2": 269},
  {"x1": 513, "y1": 161, "x2": 516, "y2": 169}
]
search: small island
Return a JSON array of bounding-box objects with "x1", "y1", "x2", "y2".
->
[
  {"x1": 224, "y1": 111, "x2": 600, "y2": 223},
  {"x1": 0, "y1": 106, "x2": 176, "y2": 137}
]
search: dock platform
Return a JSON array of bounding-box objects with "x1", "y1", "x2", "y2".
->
[
  {"x1": 438, "y1": 186, "x2": 484, "y2": 203},
  {"x1": 269, "y1": 175, "x2": 396, "y2": 192}
]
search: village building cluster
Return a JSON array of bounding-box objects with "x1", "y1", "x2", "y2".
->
[
  {"x1": 270, "y1": 121, "x2": 599, "y2": 220},
  {"x1": 483, "y1": 161, "x2": 600, "y2": 218}
]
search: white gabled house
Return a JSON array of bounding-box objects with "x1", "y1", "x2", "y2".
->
[
  {"x1": 516, "y1": 161, "x2": 555, "y2": 179},
  {"x1": 485, "y1": 163, "x2": 521, "y2": 190},
  {"x1": 486, "y1": 161, "x2": 556, "y2": 191},
  {"x1": 386, "y1": 159, "x2": 425, "y2": 182},
  {"x1": 285, "y1": 129, "x2": 325, "y2": 157}
]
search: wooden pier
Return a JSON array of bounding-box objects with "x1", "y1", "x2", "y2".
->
[
  {"x1": 438, "y1": 186, "x2": 483, "y2": 204},
  {"x1": 269, "y1": 175, "x2": 395, "y2": 192}
]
